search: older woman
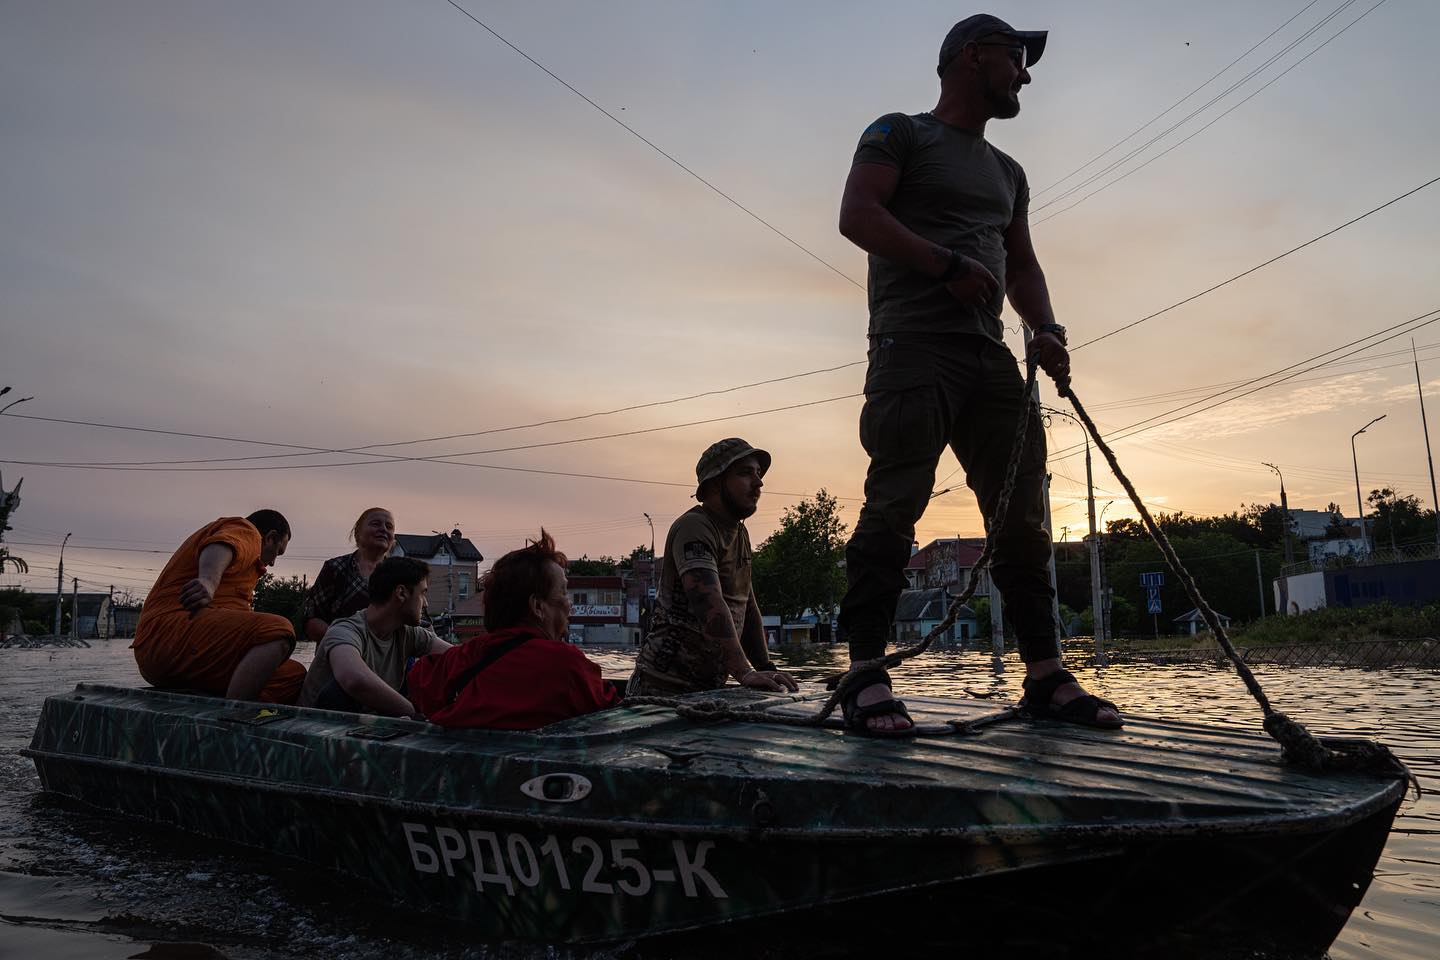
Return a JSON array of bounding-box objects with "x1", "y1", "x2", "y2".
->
[{"x1": 301, "y1": 507, "x2": 396, "y2": 643}]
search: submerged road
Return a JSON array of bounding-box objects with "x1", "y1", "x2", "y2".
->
[{"x1": 1, "y1": 640, "x2": 1435, "y2": 960}]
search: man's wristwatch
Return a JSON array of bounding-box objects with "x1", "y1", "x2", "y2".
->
[
  {"x1": 938, "y1": 250, "x2": 968, "y2": 282},
  {"x1": 1034, "y1": 322, "x2": 1067, "y2": 345}
]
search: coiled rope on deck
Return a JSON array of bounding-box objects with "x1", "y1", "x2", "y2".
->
[{"x1": 628, "y1": 361, "x2": 1409, "y2": 779}]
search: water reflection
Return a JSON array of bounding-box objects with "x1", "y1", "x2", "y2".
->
[{"x1": 1, "y1": 641, "x2": 1435, "y2": 960}]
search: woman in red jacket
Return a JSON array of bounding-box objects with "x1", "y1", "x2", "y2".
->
[{"x1": 408, "y1": 529, "x2": 620, "y2": 729}]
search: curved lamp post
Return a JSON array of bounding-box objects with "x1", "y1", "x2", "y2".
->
[{"x1": 1350, "y1": 415, "x2": 1386, "y2": 554}]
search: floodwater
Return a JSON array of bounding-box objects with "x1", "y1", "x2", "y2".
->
[{"x1": 1, "y1": 641, "x2": 1435, "y2": 960}]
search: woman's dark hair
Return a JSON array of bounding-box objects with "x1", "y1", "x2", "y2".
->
[
  {"x1": 245, "y1": 509, "x2": 291, "y2": 540},
  {"x1": 368, "y1": 556, "x2": 430, "y2": 603},
  {"x1": 482, "y1": 528, "x2": 567, "y2": 631}
]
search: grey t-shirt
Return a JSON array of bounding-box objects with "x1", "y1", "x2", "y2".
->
[
  {"x1": 299, "y1": 610, "x2": 439, "y2": 707},
  {"x1": 852, "y1": 112, "x2": 1029, "y2": 341}
]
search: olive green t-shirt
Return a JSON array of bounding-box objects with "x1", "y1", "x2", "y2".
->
[
  {"x1": 630, "y1": 506, "x2": 753, "y2": 694},
  {"x1": 852, "y1": 111, "x2": 1029, "y2": 342}
]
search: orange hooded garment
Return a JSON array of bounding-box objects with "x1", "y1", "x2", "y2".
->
[{"x1": 132, "y1": 517, "x2": 305, "y2": 704}]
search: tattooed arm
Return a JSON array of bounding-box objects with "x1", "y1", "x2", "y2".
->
[{"x1": 681, "y1": 570, "x2": 797, "y2": 692}]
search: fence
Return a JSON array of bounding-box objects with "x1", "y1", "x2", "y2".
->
[
  {"x1": 1113, "y1": 637, "x2": 1440, "y2": 669},
  {"x1": 1281, "y1": 542, "x2": 1440, "y2": 579}
]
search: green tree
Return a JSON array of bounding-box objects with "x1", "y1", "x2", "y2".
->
[
  {"x1": 617, "y1": 546, "x2": 652, "y2": 571},
  {"x1": 253, "y1": 573, "x2": 310, "y2": 635},
  {"x1": 1366, "y1": 487, "x2": 1436, "y2": 550},
  {"x1": 567, "y1": 555, "x2": 619, "y2": 576},
  {"x1": 752, "y1": 489, "x2": 848, "y2": 623}
]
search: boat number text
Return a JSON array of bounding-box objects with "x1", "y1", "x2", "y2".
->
[{"x1": 402, "y1": 823, "x2": 728, "y2": 899}]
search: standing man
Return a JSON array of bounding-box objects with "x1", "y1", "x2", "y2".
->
[
  {"x1": 835, "y1": 15, "x2": 1120, "y2": 734},
  {"x1": 628, "y1": 439, "x2": 798, "y2": 697},
  {"x1": 133, "y1": 510, "x2": 306, "y2": 704}
]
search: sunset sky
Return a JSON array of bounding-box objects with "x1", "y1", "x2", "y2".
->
[{"x1": 3, "y1": 0, "x2": 1438, "y2": 597}]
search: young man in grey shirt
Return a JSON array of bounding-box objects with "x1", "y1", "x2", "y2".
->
[{"x1": 299, "y1": 556, "x2": 451, "y2": 719}]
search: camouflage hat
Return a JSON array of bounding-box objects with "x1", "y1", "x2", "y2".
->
[{"x1": 694, "y1": 438, "x2": 771, "y2": 500}]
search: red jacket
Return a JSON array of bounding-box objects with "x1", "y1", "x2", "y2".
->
[{"x1": 407, "y1": 626, "x2": 621, "y2": 730}]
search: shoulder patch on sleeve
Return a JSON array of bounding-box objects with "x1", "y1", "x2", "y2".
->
[
  {"x1": 683, "y1": 540, "x2": 714, "y2": 562},
  {"x1": 860, "y1": 121, "x2": 893, "y2": 145}
]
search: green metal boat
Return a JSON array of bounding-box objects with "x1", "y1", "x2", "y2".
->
[{"x1": 23, "y1": 683, "x2": 1408, "y2": 955}]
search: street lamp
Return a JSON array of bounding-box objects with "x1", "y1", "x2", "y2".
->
[
  {"x1": 641, "y1": 513, "x2": 656, "y2": 639},
  {"x1": 1350, "y1": 415, "x2": 1386, "y2": 554},
  {"x1": 53, "y1": 532, "x2": 71, "y2": 637},
  {"x1": 1261, "y1": 462, "x2": 1294, "y2": 567}
]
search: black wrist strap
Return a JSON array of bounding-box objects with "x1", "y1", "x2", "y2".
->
[{"x1": 938, "y1": 250, "x2": 965, "y2": 282}]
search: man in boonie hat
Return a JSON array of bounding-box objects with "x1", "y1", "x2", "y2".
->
[
  {"x1": 628, "y1": 439, "x2": 797, "y2": 697},
  {"x1": 833, "y1": 15, "x2": 1121, "y2": 735}
]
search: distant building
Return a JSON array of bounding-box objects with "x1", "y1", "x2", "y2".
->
[
  {"x1": 566, "y1": 574, "x2": 636, "y2": 646},
  {"x1": 904, "y1": 538, "x2": 993, "y2": 598},
  {"x1": 26, "y1": 591, "x2": 130, "y2": 639},
  {"x1": 895, "y1": 587, "x2": 978, "y2": 644},
  {"x1": 393, "y1": 528, "x2": 483, "y2": 618},
  {"x1": 1172, "y1": 607, "x2": 1233, "y2": 636},
  {"x1": 1288, "y1": 508, "x2": 1343, "y2": 541}
]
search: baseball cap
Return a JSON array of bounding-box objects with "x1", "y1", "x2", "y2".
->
[{"x1": 937, "y1": 13, "x2": 1047, "y2": 77}]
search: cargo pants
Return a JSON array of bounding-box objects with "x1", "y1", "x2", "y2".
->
[{"x1": 837, "y1": 333, "x2": 1061, "y2": 666}]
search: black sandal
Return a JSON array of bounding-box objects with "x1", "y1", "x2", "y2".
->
[
  {"x1": 838, "y1": 669, "x2": 918, "y2": 738},
  {"x1": 1020, "y1": 668, "x2": 1124, "y2": 730}
]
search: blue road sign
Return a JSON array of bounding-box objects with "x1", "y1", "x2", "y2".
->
[
  {"x1": 1146, "y1": 587, "x2": 1163, "y2": 614},
  {"x1": 1141, "y1": 571, "x2": 1165, "y2": 588}
]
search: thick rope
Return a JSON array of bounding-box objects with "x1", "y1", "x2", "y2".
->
[{"x1": 1063, "y1": 387, "x2": 1406, "y2": 777}]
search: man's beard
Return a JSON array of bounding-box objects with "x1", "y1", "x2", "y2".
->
[
  {"x1": 721, "y1": 485, "x2": 758, "y2": 520},
  {"x1": 985, "y1": 85, "x2": 1021, "y2": 119}
]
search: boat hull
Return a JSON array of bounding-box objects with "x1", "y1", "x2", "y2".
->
[{"x1": 24, "y1": 684, "x2": 1408, "y2": 952}]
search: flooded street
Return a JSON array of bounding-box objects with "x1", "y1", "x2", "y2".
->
[{"x1": 1, "y1": 640, "x2": 1435, "y2": 960}]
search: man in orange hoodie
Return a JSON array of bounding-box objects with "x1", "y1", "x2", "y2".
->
[{"x1": 132, "y1": 510, "x2": 305, "y2": 703}]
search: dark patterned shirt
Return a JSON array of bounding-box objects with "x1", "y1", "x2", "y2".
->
[{"x1": 301, "y1": 552, "x2": 371, "y2": 627}]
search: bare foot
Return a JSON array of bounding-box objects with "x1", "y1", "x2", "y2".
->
[{"x1": 855, "y1": 682, "x2": 914, "y2": 734}]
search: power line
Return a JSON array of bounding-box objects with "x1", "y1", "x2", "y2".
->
[
  {"x1": 1070, "y1": 173, "x2": 1440, "y2": 351},
  {"x1": 1032, "y1": 0, "x2": 1370, "y2": 216},
  {"x1": 1035, "y1": 0, "x2": 1390, "y2": 225},
  {"x1": 1052, "y1": 307, "x2": 1440, "y2": 459},
  {"x1": 442, "y1": 0, "x2": 861, "y2": 290},
  {"x1": 2, "y1": 360, "x2": 865, "y2": 463},
  {"x1": 1031, "y1": 0, "x2": 1322, "y2": 198},
  {"x1": 10, "y1": 394, "x2": 862, "y2": 469}
]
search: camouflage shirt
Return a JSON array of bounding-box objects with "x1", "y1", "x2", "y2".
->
[{"x1": 629, "y1": 506, "x2": 753, "y2": 695}]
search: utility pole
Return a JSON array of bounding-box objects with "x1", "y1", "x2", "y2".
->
[
  {"x1": 642, "y1": 513, "x2": 656, "y2": 639},
  {"x1": 1254, "y1": 552, "x2": 1265, "y2": 619},
  {"x1": 107, "y1": 584, "x2": 115, "y2": 640},
  {"x1": 1043, "y1": 404, "x2": 1107, "y2": 656},
  {"x1": 1350, "y1": 416, "x2": 1386, "y2": 554},
  {"x1": 1413, "y1": 339, "x2": 1439, "y2": 550},
  {"x1": 1263, "y1": 462, "x2": 1291, "y2": 616},
  {"x1": 53, "y1": 532, "x2": 70, "y2": 637},
  {"x1": 1021, "y1": 326, "x2": 1063, "y2": 656},
  {"x1": 71, "y1": 577, "x2": 79, "y2": 641}
]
